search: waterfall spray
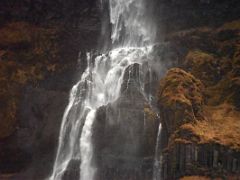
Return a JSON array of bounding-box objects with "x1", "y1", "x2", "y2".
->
[{"x1": 49, "y1": 0, "x2": 158, "y2": 179}]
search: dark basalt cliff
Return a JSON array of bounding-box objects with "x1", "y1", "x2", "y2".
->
[{"x1": 0, "y1": 0, "x2": 240, "y2": 180}]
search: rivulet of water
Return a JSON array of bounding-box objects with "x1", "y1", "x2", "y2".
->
[{"x1": 153, "y1": 123, "x2": 162, "y2": 180}]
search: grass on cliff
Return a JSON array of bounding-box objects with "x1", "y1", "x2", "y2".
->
[{"x1": 181, "y1": 103, "x2": 240, "y2": 151}]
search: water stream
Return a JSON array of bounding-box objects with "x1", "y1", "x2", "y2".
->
[{"x1": 153, "y1": 123, "x2": 162, "y2": 180}]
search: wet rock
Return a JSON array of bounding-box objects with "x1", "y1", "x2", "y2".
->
[
  {"x1": 62, "y1": 160, "x2": 80, "y2": 180},
  {"x1": 92, "y1": 64, "x2": 159, "y2": 180}
]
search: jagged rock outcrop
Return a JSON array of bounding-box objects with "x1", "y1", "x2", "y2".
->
[{"x1": 92, "y1": 63, "x2": 159, "y2": 180}]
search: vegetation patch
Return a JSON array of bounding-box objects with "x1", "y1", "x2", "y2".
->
[{"x1": 180, "y1": 103, "x2": 240, "y2": 151}]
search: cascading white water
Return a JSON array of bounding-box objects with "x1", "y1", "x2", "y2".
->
[
  {"x1": 80, "y1": 110, "x2": 96, "y2": 180},
  {"x1": 109, "y1": 0, "x2": 156, "y2": 47},
  {"x1": 153, "y1": 123, "x2": 162, "y2": 180},
  {"x1": 49, "y1": 0, "x2": 158, "y2": 179}
]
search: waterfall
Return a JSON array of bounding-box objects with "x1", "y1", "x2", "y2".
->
[
  {"x1": 80, "y1": 110, "x2": 96, "y2": 180},
  {"x1": 153, "y1": 123, "x2": 162, "y2": 180},
  {"x1": 109, "y1": 0, "x2": 156, "y2": 47},
  {"x1": 49, "y1": 0, "x2": 158, "y2": 179}
]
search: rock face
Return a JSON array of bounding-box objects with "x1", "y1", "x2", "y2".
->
[
  {"x1": 159, "y1": 77, "x2": 240, "y2": 179},
  {"x1": 0, "y1": 0, "x2": 102, "y2": 178},
  {"x1": 0, "y1": 87, "x2": 68, "y2": 179},
  {"x1": 158, "y1": 20, "x2": 240, "y2": 179},
  {"x1": 16, "y1": 87, "x2": 68, "y2": 179},
  {"x1": 162, "y1": 143, "x2": 240, "y2": 179},
  {"x1": 155, "y1": 0, "x2": 240, "y2": 34}
]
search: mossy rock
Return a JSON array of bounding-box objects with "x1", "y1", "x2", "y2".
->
[
  {"x1": 158, "y1": 68, "x2": 205, "y2": 134},
  {"x1": 158, "y1": 68, "x2": 204, "y2": 112}
]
